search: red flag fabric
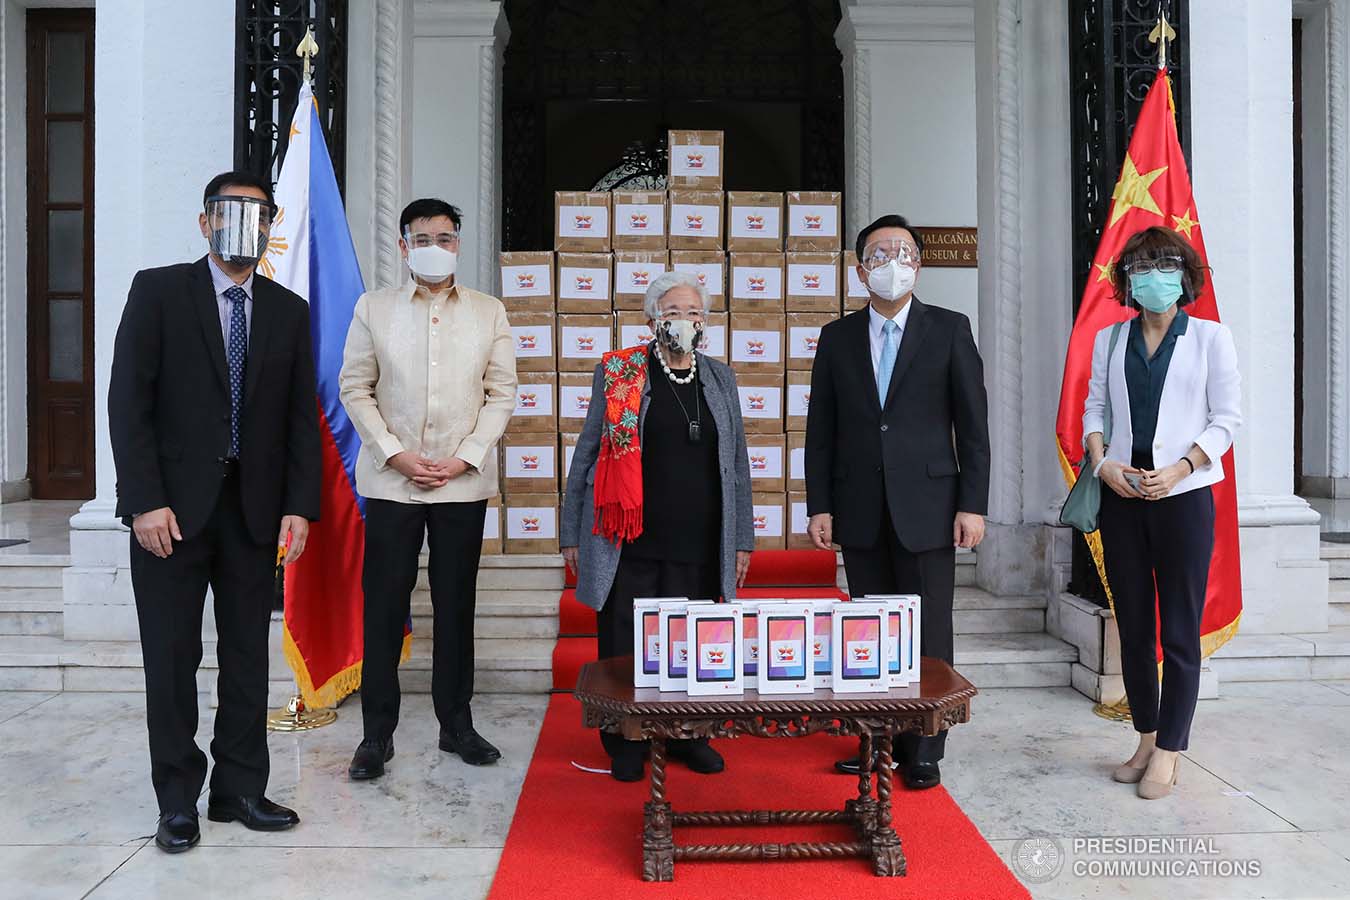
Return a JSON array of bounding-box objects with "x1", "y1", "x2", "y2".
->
[{"x1": 1054, "y1": 69, "x2": 1242, "y2": 661}]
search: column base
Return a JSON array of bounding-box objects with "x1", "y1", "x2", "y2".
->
[
  {"x1": 975, "y1": 522, "x2": 1050, "y2": 595},
  {"x1": 1237, "y1": 493, "x2": 1329, "y2": 634}
]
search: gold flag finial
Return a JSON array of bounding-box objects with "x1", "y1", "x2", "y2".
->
[
  {"x1": 1148, "y1": 12, "x2": 1177, "y2": 71},
  {"x1": 297, "y1": 25, "x2": 319, "y2": 84}
]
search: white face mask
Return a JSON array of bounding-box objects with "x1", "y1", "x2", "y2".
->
[
  {"x1": 406, "y1": 245, "x2": 457, "y2": 282},
  {"x1": 866, "y1": 259, "x2": 917, "y2": 302}
]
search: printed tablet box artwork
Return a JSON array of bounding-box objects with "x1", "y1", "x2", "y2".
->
[
  {"x1": 867, "y1": 594, "x2": 922, "y2": 686},
  {"x1": 812, "y1": 598, "x2": 834, "y2": 689},
  {"x1": 831, "y1": 601, "x2": 890, "y2": 693},
  {"x1": 755, "y1": 601, "x2": 814, "y2": 695},
  {"x1": 632, "y1": 597, "x2": 682, "y2": 688},
  {"x1": 687, "y1": 605, "x2": 744, "y2": 696},
  {"x1": 658, "y1": 600, "x2": 713, "y2": 692}
]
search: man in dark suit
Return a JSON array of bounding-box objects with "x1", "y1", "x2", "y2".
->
[
  {"x1": 805, "y1": 214, "x2": 990, "y2": 789},
  {"x1": 108, "y1": 171, "x2": 321, "y2": 852}
]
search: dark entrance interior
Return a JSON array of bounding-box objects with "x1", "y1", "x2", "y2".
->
[{"x1": 501, "y1": 0, "x2": 844, "y2": 252}]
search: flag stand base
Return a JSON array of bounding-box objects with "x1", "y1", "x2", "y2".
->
[
  {"x1": 1093, "y1": 698, "x2": 1132, "y2": 722},
  {"x1": 267, "y1": 694, "x2": 337, "y2": 732}
]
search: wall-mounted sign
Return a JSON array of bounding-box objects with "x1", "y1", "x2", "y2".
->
[{"x1": 913, "y1": 227, "x2": 978, "y2": 268}]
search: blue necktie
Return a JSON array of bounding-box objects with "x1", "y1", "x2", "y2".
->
[
  {"x1": 225, "y1": 285, "x2": 248, "y2": 457},
  {"x1": 877, "y1": 319, "x2": 900, "y2": 404}
]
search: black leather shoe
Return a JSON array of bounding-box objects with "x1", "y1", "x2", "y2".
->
[
  {"x1": 348, "y1": 738, "x2": 394, "y2": 780},
  {"x1": 439, "y1": 727, "x2": 502, "y2": 766},
  {"x1": 206, "y1": 794, "x2": 300, "y2": 831},
  {"x1": 668, "y1": 740, "x2": 724, "y2": 774},
  {"x1": 155, "y1": 812, "x2": 200, "y2": 853},
  {"x1": 833, "y1": 753, "x2": 900, "y2": 775},
  {"x1": 903, "y1": 761, "x2": 942, "y2": 790},
  {"x1": 610, "y1": 754, "x2": 645, "y2": 782}
]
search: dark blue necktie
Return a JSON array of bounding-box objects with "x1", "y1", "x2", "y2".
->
[{"x1": 225, "y1": 285, "x2": 248, "y2": 457}]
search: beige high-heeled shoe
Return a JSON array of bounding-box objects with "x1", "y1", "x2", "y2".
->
[
  {"x1": 1112, "y1": 762, "x2": 1147, "y2": 784},
  {"x1": 1137, "y1": 759, "x2": 1179, "y2": 799}
]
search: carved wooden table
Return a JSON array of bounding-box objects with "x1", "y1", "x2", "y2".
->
[{"x1": 574, "y1": 656, "x2": 977, "y2": 881}]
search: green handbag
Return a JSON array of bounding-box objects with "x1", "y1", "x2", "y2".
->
[{"x1": 1060, "y1": 322, "x2": 1125, "y2": 533}]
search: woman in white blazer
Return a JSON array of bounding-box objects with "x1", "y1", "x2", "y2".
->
[{"x1": 1082, "y1": 226, "x2": 1241, "y2": 801}]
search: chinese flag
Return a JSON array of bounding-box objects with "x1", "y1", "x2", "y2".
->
[{"x1": 1054, "y1": 69, "x2": 1242, "y2": 662}]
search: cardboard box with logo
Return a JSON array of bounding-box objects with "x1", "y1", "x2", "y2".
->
[
  {"x1": 787, "y1": 432, "x2": 806, "y2": 490},
  {"x1": 670, "y1": 250, "x2": 726, "y2": 311},
  {"x1": 785, "y1": 251, "x2": 841, "y2": 313},
  {"x1": 751, "y1": 492, "x2": 787, "y2": 550},
  {"x1": 786, "y1": 312, "x2": 833, "y2": 371},
  {"x1": 507, "y1": 310, "x2": 556, "y2": 372},
  {"x1": 556, "y1": 252, "x2": 613, "y2": 314},
  {"x1": 499, "y1": 251, "x2": 555, "y2": 312},
  {"x1": 786, "y1": 369, "x2": 812, "y2": 431},
  {"x1": 616, "y1": 310, "x2": 656, "y2": 351},
  {"x1": 726, "y1": 191, "x2": 784, "y2": 252},
  {"x1": 611, "y1": 190, "x2": 667, "y2": 251},
  {"x1": 558, "y1": 372, "x2": 594, "y2": 432},
  {"x1": 729, "y1": 312, "x2": 786, "y2": 374},
  {"x1": 667, "y1": 129, "x2": 724, "y2": 190},
  {"x1": 746, "y1": 432, "x2": 786, "y2": 493},
  {"x1": 729, "y1": 252, "x2": 785, "y2": 314},
  {"x1": 613, "y1": 250, "x2": 669, "y2": 311},
  {"x1": 509, "y1": 372, "x2": 557, "y2": 434},
  {"x1": 482, "y1": 497, "x2": 503, "y2": 555},
  {"x1": 561, "y1": 432, "x2": 580, "y2": 485},
  {"x1": 787, "y1": 491, "x2": 812, "y2": 549},
  {"x1": 502, "y1": 432, "x2": 559, "y2": 495},
  {"x1": 785, "y1": 191, "x2": 842, "y2": 252},
  {"x1": 503, "y1": 492, "x2": 560, "y2": 554},
  {"x1": 668, "y1": 189, "x2": 723, "y2": 251},
  {"x1": 703, "y1": 311, "x2": 728, "y2": 362},
  {"x1": 557, "y1": 314, "x2": 613, "y2": 373},
  {"x1": 555, "y1": 192, "x2": 612, "y2": 253},
  {"x1": 843, "y1": 250, "x2": 870, "y2": 311},
  {"x1": 736, "y1": 373, "x2": 784, "y2": 435}
]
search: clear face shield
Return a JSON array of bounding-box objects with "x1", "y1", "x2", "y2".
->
[
  {"x1": 860, "y1": 237, "x2": 922, "y2": 271},
  {"x1": 204, "y1": 195, "x2": 274, "y2": 265}
]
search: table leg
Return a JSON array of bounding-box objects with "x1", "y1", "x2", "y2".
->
[
  {"x1": 870, "y1": 732, "x2": 907, "y2": 877},
  {"x1": 642, "y1": 737, "x2": 675, "y2": 882},
  {"x1": 845, "y1": 729, "x2": 878, "y2": 838}
]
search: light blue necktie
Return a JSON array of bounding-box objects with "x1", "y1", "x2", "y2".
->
[
  {"x1": 225, "y1": 285, "x2": 248, "y2": 457},
  {"x1": 876, "y1": 319, "x2": 899, "y2": 404}
]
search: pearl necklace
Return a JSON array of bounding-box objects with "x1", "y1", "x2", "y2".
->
[{"x1": 655, "y1": 344, "x2": 697, "y2": 385}]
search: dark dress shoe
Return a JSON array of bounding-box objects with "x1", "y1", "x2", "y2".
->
[
  {"x1": 439, "y1": 727, "x2": 502, "y2": 766},
  {"x1": 155, "y1": 812, "x2": 200, "y2": 853},
  {"x1": 903, "y1": 761, "x2": 942, "y2": 790},
  {"x1": 668, "y1": 740, "x2": 724, "y2": 774},
  {"x1": 348, "y1": 738, "x2": 395, "y2": 780},
  {"x1": 610, "y1": 754, "x2": 645, "y2": 782},
  {"x1": 833, "y1": 753, "x2": 900, "y2": 775},
  {"x1": 206, "y1": 794, "x2": 300, "y2": 831}
]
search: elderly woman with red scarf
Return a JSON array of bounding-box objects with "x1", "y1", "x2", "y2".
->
[{"x1": 561, "y1": 271, "x2": 754, "y2": 782}]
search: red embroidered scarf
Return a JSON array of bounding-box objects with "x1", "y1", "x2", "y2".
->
[{"x1": 591, "y1": 345, "x2": 649, "y2": 543}]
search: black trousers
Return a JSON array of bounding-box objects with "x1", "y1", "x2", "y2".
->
[
  {"x1": 1099, "y1": 485, "x2": 1214, "y2": 751},
  {"x1": 361, "y1": 497, "x2": 488, "y2": 741},
  {"x1": 596, "y1": 554, "x2": 720, "y2": 761},
  {"x1": 840, "y1": 496, "x2": 956, "y2": 765},
  {"x1": 130, "y1": 471, "x2": 275, "y2": 815}
]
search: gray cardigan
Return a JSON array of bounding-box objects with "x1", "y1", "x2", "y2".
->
[{"x1": 560, "y1": 347, "x2": 754, "y2": 610}]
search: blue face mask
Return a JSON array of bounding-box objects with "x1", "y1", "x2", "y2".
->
[{"x1": 1129, "y1": 270, "x2": 1184, "y2": 313}]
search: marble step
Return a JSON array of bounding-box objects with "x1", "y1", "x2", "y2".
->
[
  {"x1": 0, "y1": 555, "x2": 69, "y2": 588},
  {"x1": 953, "y1": 631, "x2": 1077, "y2": 688},
  {"x1": 1207, "y1": 626, "x2": 1350, "y2": 682},
  {"x1": 411, "y1": 590, "x2": 560, "y2": 639},
  {"x1": 1331, "y1": 579, "x2": 1350, "y2": 627},
  {"x1": 0, "y1": 588, "x2": 64, "y2": 636},
  {"x1": 835, "y1": 548, "x2": 977, "y2": 590}
]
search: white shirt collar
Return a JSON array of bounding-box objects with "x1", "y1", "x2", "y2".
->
[
  {"x1": 868, "y1": 298, "x2": 913, "y2": 339},
  {"x1": 207, "y1": 254, "x2": 255, "y2": 300}
]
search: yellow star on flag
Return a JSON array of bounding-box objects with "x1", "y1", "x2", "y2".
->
[
  {"x1": 289, "y1": 119, "x2": 302, "y2": 141},
  {"x1": 1171, "y1": 207, "x2": 1199, "y2": 239},
  {"x1": 1109, "y1": 154, "x2": 1168, "y2": 227},
  {"x1": 1095, "y1": 255, "x2": 1116, "y2": 283}
]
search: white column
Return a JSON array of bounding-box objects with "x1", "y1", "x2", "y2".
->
[
  {"x1": 64, "y1": 0, "x2": 236, "y2": 640},
  {"x1": 0, "y1": 0, "x2": 26, "y2": 502},
  {"x1": 1191, "y1": 0, "x2": 1328, "y2": 633}
]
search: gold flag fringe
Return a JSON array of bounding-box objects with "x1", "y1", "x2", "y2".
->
[{"x1": 282, "y1": 620, "x2": 412, "y2": 711}]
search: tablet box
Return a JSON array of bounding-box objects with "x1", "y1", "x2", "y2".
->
[
  {"x1": 500, "y1": 251, "x2": 554, "y2": 312},
  {"x1": 687, "y1": 604, "x2": 744, "y2": 696},
  {"x1": 668, "y1": 190, "x2": 724, "y2": 251},
  {"x1": 611, "y1": 191, "x2": 667, "y2": 251},
  {"x1": 616, "y1": 310, "x2": 656, "y2": 351},
  {"x1": 727, "y1": 191, "x2": 784, "y2": 252},
  {"x1": 482, "y1": 496, "x2": 502, "y2": 555},
  {"x1": 756, "y1": 601, "x2": 815, "y2": 695},
  {"x1": 561, "y1": 432, "x2": 580, "y2": 484},
  {"x1": 735, "y1": 599, "x2": 763, "y2": 678},
  {"x1": 668, "y1": 129, "x2": 724, "y2": 190},
  {"x1": 787, "y1": 432, "x2": 806, "y2": 490},
  {"x1": 614, "y1": 250, "x2": 669, "y2": 311},
  {"x1": 786, "y1": 370, "x2": 812, "y2": 431},
  {"x1": 746, "y1": 433, "x2": 786, "y2": 493},
  {"x1": 703, "y1": 312, "x2": 728, "y2": 362},
  {"x1": 736, "y1": 373, "x2": 784, "y2": 434},
  {"x1": 785, "y1": 252, "x2": 841, "y2": 313},
  {"x1": 751, "y1": 491, "x2": 786, "y2": 551},
  {"x1": 729, "y1": 252, "x2": 785, "y2": 314},
  {"x1": 729, "y1": 313, "x2": 786, "y2": 375},
  {"x1": 788, "y1": 491, "x2": 812, "y2": 549},
  {"x1": 786, "y1": 191, "x2": 842, "y2": 252},
  {"x1": 867, "y1": 594, "x2": 922, "y2": 686},
  {"x1": 633, "y1": 597, "x2": 679, "y2": 688},
  {"x1": 509, "y1": 372, "x2": 557, "y2": 434},
  {"x1": 832, "y1": 600, "x2": 890, "y2": 693},
  {"x1": 557, "y1": 314, "x2": 613, "y2": 372},
  {"x1": 786, "y1": 312, "x2": 832, "y2": 370},
  {"x1": 502, "y1": 432, "x2": 559, "y2": 495},
  {"x1": 508, "y1": 310, "x2": 557, "y2": 372},
  {"x1": 558, "y1": 373, "x2": 593, "y2": 432},
  {"x1": 670, "y1": 250, "x2": 726, "y2": 312},
  {"x1": 812, "y1": 599, "x2": 835, "y2": 689},
  {"x1": 658, "y1": 599, "x2": 714, "y2": 692},
  {"x1": 503, "y1": 493, "x2": 559, "y2": 554},
  {"x1": 556, "y1": 252, "x2": 613, "y2": 314},
  {"x1": 844, "y1": 250, "x2": 870, "y2": 311},
  {"x1": 555, "y1": 191, "x2": 611, "y2": 252}
]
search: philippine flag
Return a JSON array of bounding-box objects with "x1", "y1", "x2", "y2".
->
[{"x1": 264, "y1": 83, "x2": 403, "y2": 708}]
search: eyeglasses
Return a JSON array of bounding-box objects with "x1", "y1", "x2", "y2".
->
[
  {"x1": 657, "y1": 309, "x2": 705, "y2": 322},
  {"x1": 1123, "y1": 255, "x2": 1183, "y2": 275},
  {"x1": 404, "y1": 231, "x2": 461, "y2": 250},
  {"x1": 861, "y1": 239, "x2": 922, "y2": 271}
]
